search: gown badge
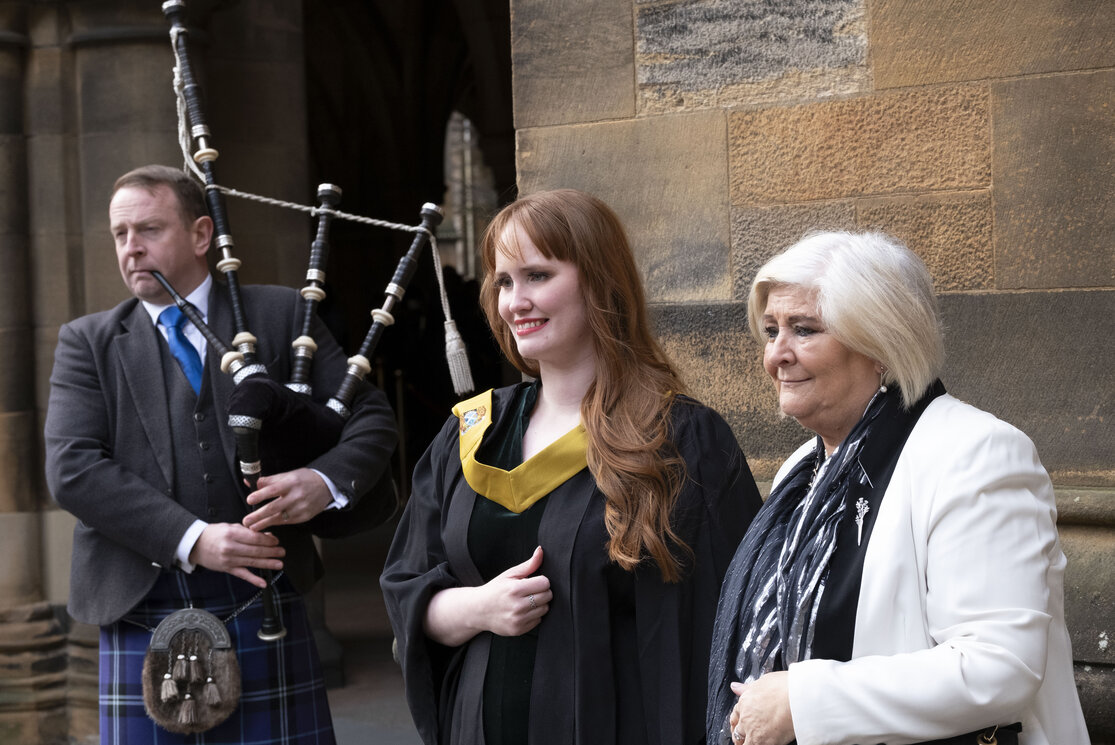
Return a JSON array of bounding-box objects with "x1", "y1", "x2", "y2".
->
[{"x1": 459, "y1": 406, "x2": 487, "y2": 433}]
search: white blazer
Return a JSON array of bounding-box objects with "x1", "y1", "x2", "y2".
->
[{"x1": 777, "y1": 394, "x2": 1090, "y2": 745}]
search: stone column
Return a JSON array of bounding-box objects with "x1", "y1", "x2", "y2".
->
[{"x1": 0, "y1": 3, "x2": 71, "y2": 744}]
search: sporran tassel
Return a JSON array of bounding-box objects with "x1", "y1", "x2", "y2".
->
[
  {"x1": 161, "y1": 673, "x2": 178, "y2": 703},
  {"x1": 189, "y1": 653, "x2": 203, "y2": 683},
  {"x1": 173, "y1": 653, "x2": 188, "y2": 681},
  {"x1": 203, "y1": 676, "x2": 222, "y2": 706},
  {"x1": 179, "y1": 693, "x2": 196, "y2": 725}
]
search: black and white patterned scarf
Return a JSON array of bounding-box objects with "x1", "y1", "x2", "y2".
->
[{"x1": 706, "y1": 388, "x2": 892, "y2": 744}]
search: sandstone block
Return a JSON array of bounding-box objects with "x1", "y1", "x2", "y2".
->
[
  {"x1": 0, "y1": 233, "x2": 30, "y2": 329},
  {"x1": 856, "y1": 191, "x2": 992, "y2": 292},
  {"x1": 0, "y1": 44, "x2": 24, "y2": 135},
  {"x1": 75, "y1": 43, "x2": 176, "y2": 134},
  {"x1": 23, "y1": 46, "x2": 64, "y2": 136},
  {"x1": 518, "y1": 112, "x2": 731, "y2": 303},
  {"x1": 0, "y1": 512, "x2": 43, "y2": 604},
  {"x1": 872, "y1": 0, "x2": 1115, "y2": 88},
  {"x1": 0, "y1": 135, "x2": 28, "y2": 233},
  {"x1": 511, "y1": 0, "x2": 634, "y2": 127},
  {"x1": 731, "y1": 202, "x2": 856, "y2": 300},
  {"x1": 729, "y1": 86, "x2": 990, "y2": 205},
  {"x1": 939, "y1": 291, "x2": 1114, "y2": 484},
  {"x1": 992, "y1": 70, "x2": 1115, "y2": 289},
  {"x1": 0, "y1": 328, "x2": 32, "y2": 414},
  {"x1": 636, "y1": 0, "x2": 868, "y2": 114},
  {"x1": 0, "y1": 413, "x2": 39, "y2": 513}
]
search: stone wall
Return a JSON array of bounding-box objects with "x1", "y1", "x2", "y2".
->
[{"x1": 511, "y1": 0, "x2": 1113, "y2": 740}]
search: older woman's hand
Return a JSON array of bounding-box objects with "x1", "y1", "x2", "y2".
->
[{"x1": 727, "y1": 672, "x2": 795, "y2": 745}]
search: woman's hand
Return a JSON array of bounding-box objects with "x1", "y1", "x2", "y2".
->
[
  {"x1": 727, "y1": 672, "x2": 795, "y2": 745},
  {"x1": 423, "y1": 546, "x2": 553, "y2": 646}
]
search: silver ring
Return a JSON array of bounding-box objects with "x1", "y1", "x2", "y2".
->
[
  {"x1": 733, "y1": 731, "x2": 744, "y2": 743},
  {"x1": 528, "y1": 594, "x2": 537, "y2": 609},
  {"x1": 281, "y1": 510, "x2": 289, "y2": 522}
]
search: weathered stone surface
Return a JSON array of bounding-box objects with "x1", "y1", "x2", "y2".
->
[
  {"x1": 41, "y1": 510, "x2": 75, "y2": 606},
  {"x1": 518, "y1": 111, "x2": 731, "y2": 303},
  {"x1": 0, "y1": 413, "x2": 39, "y2": 513},
  {"x1": 31, "y1": 231, "x2": 81, "y2": 332},
  {"x1": 636, "y1": 0, "x2": 867, "y2": 114},
  {"x1": 731, "y1": 201, "x2": 856, "y2": 300},
  {"x1": 65, "y1": 0, "x2": 169, "y2": 34},
  {"x1": 1074, "y1": 662, "x2": 1115, "y2": 743},
  {"x1": 992, "y1": 70, "x2": 1115, "y2": 290},
  {"x1": 27, "y1": 134, "x2": 76, "y2": 239},
  {"x1": 939, "y1": 290, "x2": 1114, "y2": 484},
  {"x1": 74, "y1": 43, "x2": 176, "y2": 134},
  {"x1": 856, "y1": 191, "x2": 992, "y2": 292},
  {"x1": 0, "y1": 135, "x2": 28, "y2": 234},
  {"x1": 1058, "y1": 503, "x2": 1115, "y2": 668},
  {"x1": 207, "y1": 0, "x2": 303, "y2": 58},
  {"x1": 0, "y1": 233, "x2": 30, "y2": 331},
  {"x1": 0, "y1": 513, "x2": 42, "y2": 604},
  {"x1": 36, "y1": 326, "x2": 60, "y2": 425},
  {"x1": 1059, "y1": 500, "x2": 1115, "y2": 743},
  {"x1": 729, "y1": 86, "x2": 990, "y2": 205},
  {"x1": 872, "y1": 0, "x2": 1115, "y2": 89},
  {"x1": 0, "y1": 42, "x2": 24, "y2": 135},
  {"x1": 0, "y1": 602, "x2": 69, "y2": 745},
  {"x1": 24, "y1": 45, "x2": 65, "y2": 136},
  {"x1": 651, "y1": 301, "x2": 807, "y2": 479},
  {"x1": 511, "y1": 0, "x2": 634, "y2": 128},
  {"x1": 0, "y1": 328, "x2": 32, "y2": 414}
]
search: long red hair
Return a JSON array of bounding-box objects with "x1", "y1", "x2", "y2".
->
[{"x1": 479, "y1": 189, "x2": 692, "y2": 581}]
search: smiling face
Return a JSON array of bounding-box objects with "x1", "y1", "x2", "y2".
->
[
  {"x1": 493, "y1": 222, "x2": 594, "y2": 374},
  {"x1": 110, "y1": 184, "x2": 212, "y2": 303},
  {"x1": 761, "y1": 285, "x2": 881, "y2": 452}
]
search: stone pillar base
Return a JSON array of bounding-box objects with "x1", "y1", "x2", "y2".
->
[{"x1": 0, "y1": 602, "x2": 69, "y2": 745}]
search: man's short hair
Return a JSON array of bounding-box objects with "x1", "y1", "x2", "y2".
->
[{"x1": 113, "y1": 165, "x2": 208, "y2": 227}]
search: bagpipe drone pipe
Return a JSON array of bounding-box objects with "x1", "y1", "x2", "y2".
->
[{"x1": 160, "y1": 0, "x2": 474, "y2": 641}]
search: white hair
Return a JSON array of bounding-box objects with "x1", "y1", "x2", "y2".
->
[{"x1": 747, "y1": 231, "x2": 944, "y2": 409}]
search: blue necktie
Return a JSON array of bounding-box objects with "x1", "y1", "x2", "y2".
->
[{"x1": 159, "y1": 306, "x2": 203, "y2": 394}]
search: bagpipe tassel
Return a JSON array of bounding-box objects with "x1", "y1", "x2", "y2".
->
[{"x1": 443, "y1": 320, "x2": 475, "y2": 396}]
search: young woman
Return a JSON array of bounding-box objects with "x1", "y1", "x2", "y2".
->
[{"x1": 381, "y1": 189, "x2": 762, "y2": 745}]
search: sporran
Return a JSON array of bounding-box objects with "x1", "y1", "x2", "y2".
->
[{"x1": 141, "y1": 607, "x2": 241, "y2": 734}]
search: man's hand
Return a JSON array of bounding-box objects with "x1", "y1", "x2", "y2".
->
[
  {"x1": 242, "y1": 467, "x2": 332, "y2": 531},
  {"x1": 189, "y1": 523, "x2": 285, "y2": 587}
]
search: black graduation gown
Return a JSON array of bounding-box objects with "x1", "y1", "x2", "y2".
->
[{"x1": 380, "y1": 385, "x2": 762, "y2": 745}]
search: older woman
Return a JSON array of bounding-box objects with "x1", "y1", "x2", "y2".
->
[
  {"x1": 707, "y1": 232, "x2": 1091, "y2": 745},
  {"x1": 382, "y1": 189, "x2": 761, "y2": 745}
]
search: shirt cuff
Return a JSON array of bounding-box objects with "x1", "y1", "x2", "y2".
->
[
  {"x1": 313, "y1": 468, "x2": 349, "y2": 510},
  {"x1": 175, "y1": 519, "x2": 209, "y2": 572}
]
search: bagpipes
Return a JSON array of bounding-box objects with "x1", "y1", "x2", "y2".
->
[{"x1": 149, "y1": 0, "x2": 473, "y2": 680}]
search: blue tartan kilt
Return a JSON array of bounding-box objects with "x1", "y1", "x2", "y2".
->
[{"x1": 100, "y1": 569, "x2": 336, "y2": 745}]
